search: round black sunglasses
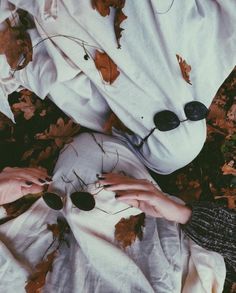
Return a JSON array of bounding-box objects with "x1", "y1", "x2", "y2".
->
[{"x1": 137, "y1": 101, "x2": 209, "y2": 147}]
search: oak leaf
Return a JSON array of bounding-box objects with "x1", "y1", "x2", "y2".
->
[
  {"x1": 0, "y1": 26, "x2": 32, "y2": 70},
  {"x1": 12, "y1": 95, "x2": 36, "y2": 120},
  {"x1": 35, "y1": 118, "x2": 80, "y2": 147},
  {"x1": 176, "y1": 54, "x2": 192, "y2": 85},
  {"x1": 95, "y1": 51, "x2": 120, "y2": 84},
  {"x1": 115, "y1": 213, "x2": 145, "y2": 248}
]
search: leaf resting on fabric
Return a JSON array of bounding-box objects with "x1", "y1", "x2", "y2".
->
[
  {"x1": 94, "y1": 50, "x2": 120, "y2": 84},
  {"x1": 115, "y1": 213, "x2": 145, "y2": 248},
  {"x1": 176, "y1": 54, "x2": 192, "y2": 85}
]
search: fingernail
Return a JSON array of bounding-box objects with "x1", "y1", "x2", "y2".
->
[
  {"x1": 38, "y1": 178, "x2": 46, "y2": 183},
  {"x1": 25, "y1": 181, "x2": 33, "y2": 186}
]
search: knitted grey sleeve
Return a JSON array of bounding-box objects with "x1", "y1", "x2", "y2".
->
[{"x1": 181, "y1": 201, "x2": 236, "y2": 288}]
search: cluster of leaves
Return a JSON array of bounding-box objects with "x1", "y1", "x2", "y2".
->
[
  {"x1": 25, "y1": 218, "x2": 70, "y2": 293},
  {"x1": 0, "y1": 90, "x2": 81, "y2": 221},
  {"x1": 155, "y1": 67, "x2": 236, "y2": 209}
]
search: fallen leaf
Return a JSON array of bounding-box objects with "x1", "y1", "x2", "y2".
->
[
  {"x1": 12, "y1": 95, "x2": 36, "y2": 120},
  {"x1": 222, "y1": 161, "x2": 236, "y2": 176},
  {"x1": 176, "y1": 54, "x2": 192, "y2": 85},
  {"x1": 95, "y1": 51, "x2": 120, "y2": 84},
  {"x1": 92, "y1": 0, "x2": 127, "y2": 48},
  {"x1": 103, "y1": 112, "x2": 133, "y2": 134},
  {"x1": 227, "y1": 104, "x2": 236, "y2": 122},
  {"x1": 91, "y1": 0, "x2": 111, "y2": 16},
  {"x1": 115, "y1": 213, "x2": 145, "y2": 248},
  {"x1": 114, "y1": 7, "x2": 127, "y2": 48},
  {"x1": 35, "y1": 118, "x2": 80, "y2": 147},
  {"x1": 0, "y1": 25, "x2": 32, "y2": 70},
  {"x1": 47, "y1": 223, "x2": 61, "y2": 239},
  {"x1": 25, "y1": 250, "x2": 57, "y2": 293},
  {"x1": 29, "y1": 145, "x2": 55, "y2": 166}
]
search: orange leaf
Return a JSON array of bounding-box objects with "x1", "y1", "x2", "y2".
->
[
  {"x1": 94, "y1": 51, "x2": 120, "y2": 84},
  {"x1": 12, "y1": 95, "x2": 36, "y2": 120},
  {"x1": 92, "y1": 0, "x2": 111, "y2": 16},
  {"x1": 115, "y1": 213, "x2": 145, "y2": 248},
  {"x1": 92, "y1": 0, "x2": 127, "y2": 48},
  {"x1": 35, "y1": 118, "x2": 80, "y2": 147},
  {"x1": 222, "y1": 161, "x2": 236, "y2": 176},
  {"x1": 176, "y1": 54, "x2": 192, "y2": 85},
  {"x1": 0, "y1": 26, "x2": 32, "y2": 70},
  {"x1": 25, "y1": 250, "x2": 57, "y2": 293},
  {"x1": 114, "y1": 8, "x2": 127, "y2": 48}
]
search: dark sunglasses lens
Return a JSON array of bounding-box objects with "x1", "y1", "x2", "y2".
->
[
  {"x1": 184, "y1": 101, "x2": 209, "y2": 121},
  {"x1": 43, "y1": 192, "x2": 63, "y2": 210},
  {"x1": 154, "y1": 110, "x2": 180, "y2": 131},
  {"x1": 70, "y1": 192, "x2": 95, "y2": 211}
]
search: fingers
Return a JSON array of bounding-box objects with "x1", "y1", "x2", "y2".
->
[
  {"x1": 21, "y1": 184, "x2": 44, "y2": 196},
  {"x1": 1, "y1": 167, "x2": 52, "y2": 185},
  {"x1": 115, "y1": 190, "x2": 157, "y2": 203},
  {"x1": 98, "y1": 173, "x2": 154, "y2": 192}
]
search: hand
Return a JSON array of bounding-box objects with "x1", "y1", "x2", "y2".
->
[
  {"x1": 98, "y1": 173, "x2": 192, "y2": 224},
  {"x1": 0, "y1": 167, "x2": 52, "y2": 205}
]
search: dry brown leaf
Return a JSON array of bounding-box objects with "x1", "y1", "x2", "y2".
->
[
  {"x1": 227, "y1": 104, "x2": 236, "y2": 122},
  {"x1": 91, "y1": 0, "x2": 111, "y2": 16},
  {"x1": 215, "y1": 190, "x2": 236, "y2": 209},
  {"x1": 25, "y1": 250, "x2": 57, "y2": 293},
  {"x1": 0, "y1": 26, "x2": 32, "y2": 70},
  {"x1": 103, "y1": 112, "x2": 133, "y2": 134},
  {"x1": 12, "y1": 95, "x2": 36, "y2": 120},
  {"x1": 222, "y1": 161, "x2": 236, "y2": 176},
  {"x1": 47, "y1": 223, "x2": 60, "y2": 239},
  {"x1": 29, "y1": 146, "x2": 55, "y2": 166},
  {"x1": 176, "y1": 54, "x2": 192, "y2": 85},
  {"x1": 95, "y1": 51, "x2": 120, "y2": 84},
  {"x1": 114, "y1": 7, "x2": 127, "y2": 48},
  {"x1": 35, "y1": 118, "x2": 80, "y2": 147},
  {"x1": 115, "y1": 213, "x2": 145, "y2": 248},
  {"x1": 92, "y1": 0, "x2": 127, "y2": 48}
]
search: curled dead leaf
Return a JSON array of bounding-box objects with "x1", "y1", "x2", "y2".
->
[
  {"x1": 25, "y1": 250, "x2": 58, "y2": 293},
  {"x1": 222, "y1": 161, "x2": 236, "y2": 176},
  {"x1": 176, "y1": 54, "x2": 192, "y2": 85},
  {"x1": 92, "y1": 0, "x2": 127, "y2": 48},
  {"x1": 95, "y1": 51, "x2": 120, "y2": 84},
  {"x1": 114, "y1": 7, "x2": 127, "y2": 48},
  {"x1": 115, "y1": 213, "x2": 145, "y2": 248},
  {"x1": 0, "y1": 26, "x2": 32, "y2": 70},
  {"x1": 35, "y1": 118, "x2": 80, "y2": 147}
]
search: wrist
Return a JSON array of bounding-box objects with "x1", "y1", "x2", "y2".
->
[{"x1": 176, "y1": 204, "x2": 192, "y2": 224}]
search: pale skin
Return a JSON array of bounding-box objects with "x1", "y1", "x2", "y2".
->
[
  {"x1": 98, "y1": 173, "x2": 192, "y2": 224},
  {"x1": 0, "y1": 167, "x2": 52, "y2": 205}
]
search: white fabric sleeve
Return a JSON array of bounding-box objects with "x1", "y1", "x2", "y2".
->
[{"x1": 0, "y1": 0, "x2": 16, "y2": 23}]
